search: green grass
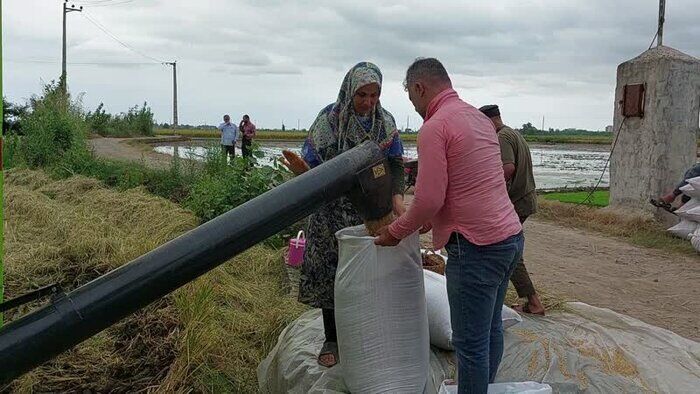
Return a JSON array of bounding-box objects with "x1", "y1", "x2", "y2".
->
[
  {"x1": 543, "y1": 190, "x2": 609, "y2": 207},
  {"x1": 536, "y1": 197, "x2": 697, "y2": 256},
  {"x1": 523, "y1": 134, "x2": 612, "y2": 145}
]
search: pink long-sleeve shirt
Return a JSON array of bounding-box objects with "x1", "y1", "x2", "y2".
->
[{"x1": 389, "y1": 88, "x2": 522, "y2": 249}]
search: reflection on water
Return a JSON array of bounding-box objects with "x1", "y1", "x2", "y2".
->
[{"x1": 154, "y1": 143, "x2": 609, "y2": 190}]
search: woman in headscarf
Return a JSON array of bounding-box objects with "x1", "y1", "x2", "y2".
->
[{"x1": 282, "y1": 61, "x2": 405, "y2": 368}]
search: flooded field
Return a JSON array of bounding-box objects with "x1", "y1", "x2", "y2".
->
[{"x1": 154, "y1": 141, "x2": 610, "y2": 190}]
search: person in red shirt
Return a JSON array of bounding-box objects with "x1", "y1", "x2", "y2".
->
[
  {"x1": 239, "y1": 114, "x2": 256, "y2": 159},
  {"x1": 375, "y1": 58, "x2": 523, "y2": 393}
]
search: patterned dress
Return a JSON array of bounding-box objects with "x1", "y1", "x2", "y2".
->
[{"x1": 298, "y1": 62, "x2": 404, "y2": 309}]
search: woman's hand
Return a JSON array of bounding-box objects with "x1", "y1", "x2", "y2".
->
[
  {"x1": 280, "y1": 150, "x2": 310, "y2": 176},
  {"x1": 392, "y1": 194, "x2": 406, "y2": 217}
]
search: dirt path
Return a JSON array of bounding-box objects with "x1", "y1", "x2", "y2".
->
[
  {"x1": 407, "y1": 195, "x2": 699, "y2": 341},
  {"x1": 87, "y1": 136, "x2": 179, "y2": 170},
  {"x1": 522, "y1": 219, "x2": 699, "y2": 341}
]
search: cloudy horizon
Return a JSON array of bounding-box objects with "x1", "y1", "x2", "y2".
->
[{"x1": 3, "y1": 0, "x2": 699, "y2": 131}]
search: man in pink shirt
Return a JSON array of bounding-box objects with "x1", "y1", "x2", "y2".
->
[
  {"x1": 239, "y1": 114, "x2": 256, "y2": 160},
  {"x1": 375, "y1": 58, "x2": 523, "y2": 393}
]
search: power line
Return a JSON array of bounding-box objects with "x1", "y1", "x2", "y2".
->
[
  {"x1": 578, "y1": 117, "x2": 626, "y2": 205},
  {"x1": 81, "y1": 11, "x2": 166, "y2": 63},
  {"x1": 76, "y1": 0, "x2": 138, "y2": 7},
  {"x1": 6, "y1": 59, "x2": 161, "y2": 65}
]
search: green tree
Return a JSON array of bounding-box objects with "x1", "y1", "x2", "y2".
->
[
  {"x1": 521, "y1": 122, "x2": 538, "y2": 134},
  {"x1": 2, "y1": 97, "x2": 28, "y2": 134}
]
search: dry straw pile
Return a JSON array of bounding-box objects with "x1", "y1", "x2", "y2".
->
[{"x1": 3, "y1": 169, "x2": 306, "y2": 392}]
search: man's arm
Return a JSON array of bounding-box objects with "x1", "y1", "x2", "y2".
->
[
  {"x1": 499, "y1": 134, "x2": 516, "y2": 184},
  {"x1": 503, "y1": 163, "x2": 515, "y2": 182},
  {"x1": 387, "y1": 122, "x2": 448, "y2": 240}
]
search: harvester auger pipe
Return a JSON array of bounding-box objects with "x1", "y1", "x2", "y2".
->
[{"x1": 0, "y1": 141, "x2": 391, "y2": 384}]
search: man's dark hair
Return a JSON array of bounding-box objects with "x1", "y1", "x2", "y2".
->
[
  {"x1": 224, "y1": 114, "x2": 230, "y2": 119},
  {"x1": 243, "y1": 114, "x2": 250, "y2": 119},
  {"x1": 404, "y1": 57, "x2": 451, "y2": 89}
]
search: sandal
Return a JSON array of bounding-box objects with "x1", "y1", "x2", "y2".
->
[
  {"x1": 318, "y1": 341, "x2": 339, "y2": 368},
  {"x1": 649, "y1": 198, "x2": 677, "y2": 214},
  {"x1": 512, "y1": 303, "x2": 545, "y2": 316}
]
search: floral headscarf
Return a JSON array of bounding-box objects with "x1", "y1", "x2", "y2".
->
[{"x1": 305, "y1": 61, "x2": 399, "y2": 163}]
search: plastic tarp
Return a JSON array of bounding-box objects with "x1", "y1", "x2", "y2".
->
[
  {"x1": 676, "y1": 198, "x2": 700, "y2": 222},
  {"x1": 424, "y1": 268, "x2": 522, "y2": 351},
  {"x1": 680, "y1": 184, "x2": 700, "y2": 199},
  {"x1": 667, "y1": 219, "x2": 699, "y2": 239},
  {"x1": 258, "y1": 303, "x2": 700, "y2": 393}
]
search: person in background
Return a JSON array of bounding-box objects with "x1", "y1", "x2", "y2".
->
[
  {"x1": 657, "y1": 163, "x2": 700, "y2": 208},
  {"x1": 218, "y1": 114, "x2": 238, "y2": 161},
  {"x1": 479, "y1": 104, "x2": 545, "y2": 316},
  {"x1": 281, "y1": 61, "x2": 405, "y2": 369},
  {"x1": 239, "y1": 114, "x2": 256, "y2": 159},
  {"x1": 375, "y1": 58, "x2": 523, "y2": 393}
]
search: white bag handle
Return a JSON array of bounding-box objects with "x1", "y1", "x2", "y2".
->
[{"x1": 295, "y1": 230, "x2": 305, "y2": 240}]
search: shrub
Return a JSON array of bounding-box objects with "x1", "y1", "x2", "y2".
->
[
  {"x1": 19, "y1": 81, "x2": 88, "y2": 168},
  {"x1": 86, "y1": 102, "x2": 155, "y2": 137}
]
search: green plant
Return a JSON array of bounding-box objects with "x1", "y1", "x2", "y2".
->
[
  {"x1": 2, "y1": 134, "x2": 23, "y2": 169},
  {"x1": 85, "y1": 103, "x2": 111, "y2": 135},
  {"x1": 185, "y1": 148, "x2": 288, "y2": 221},
  {"x1": 19, "y1": 81, "x2": 88, "y2": 168},
  {"x1": 87, "y1": 102, "x2": 155, "y2": 137},
  {"x1": 543, "y1": 190, "x2": 609, "y2": 207},
  {"x1": 2, "y1": 97, "x2": 28, "y2": 134}
]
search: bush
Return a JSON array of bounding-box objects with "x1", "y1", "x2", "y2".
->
[
  {"x1": 85, "y1": 102, "x2": 111, "y2": 135},
  {"x1": 185, "y1": 148, "x2": 289, "y2": 221},
  {"x1": 19, "y1": 81, "x2": 88, "y2": 168},
  {"x1": 86, "y1": 102, "x2": 155, "y2": 137},
  {"x1": 2, "y1": 134, "x2": 23, "y2": 169}
]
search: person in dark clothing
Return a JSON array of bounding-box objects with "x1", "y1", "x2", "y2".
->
[{"x1": 480, "y1": 104, "x2": 545, "y2": 316}]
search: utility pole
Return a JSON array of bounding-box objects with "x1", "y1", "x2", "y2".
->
[
  {"x1": 164, "y1": 61, "x2": 178, "y2": 127},
  {"x1": 297, "y1": 119, "x2": 300, "y2": 130},
  {"x1": 62, "y1": 1, "x2": 83, "y2": 93},
  {"x1": 541, "y1": 115, "x2": 545, "y2": 132},
  {"x1": 657, "y1": 0, "x2": 666, "y2": 47}
]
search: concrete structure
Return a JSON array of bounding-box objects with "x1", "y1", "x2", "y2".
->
[
  {"x1": 609, "y1": 45, "x2": 700, "y2": 216},
  {"x1": 605, "y1": 125, "x2": 614, "y2": 133}
]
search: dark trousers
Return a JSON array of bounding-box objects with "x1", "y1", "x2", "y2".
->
[
  {"x1": 242, "y1": 138, "x2": 253, "y2": 159},
  {"x1": 321, "y1": 308, "x2": 337, "y2": 342},
  {"x1": 222, "y1": 144, "x2": 235, "y2": 161},
  {"x1": 510, "y1": 215, "x2": 536, "y2": 298}
]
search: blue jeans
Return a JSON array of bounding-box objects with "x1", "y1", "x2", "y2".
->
[{"x1": 445, "y1": 231, "x2": 524, "y2": 394}]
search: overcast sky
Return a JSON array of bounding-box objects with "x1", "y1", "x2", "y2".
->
[{"x1": 3, "y1": 0, "x2": 699, "y2": 130}]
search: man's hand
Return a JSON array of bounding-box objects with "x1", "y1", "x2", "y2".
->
[
  {"x1": 660, "y1": 192, "x2": 677, "y2": 204},
  {"x1": 374, "y1": 225, "x2": 401, "y2": 246},
  {"x1": 419, "y1": 222, "x2": 432, "y2": 234}
]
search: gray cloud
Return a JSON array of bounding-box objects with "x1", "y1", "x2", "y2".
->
[{"x1": 4, "y1": 0, "x2": 699, "y2": 130}]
